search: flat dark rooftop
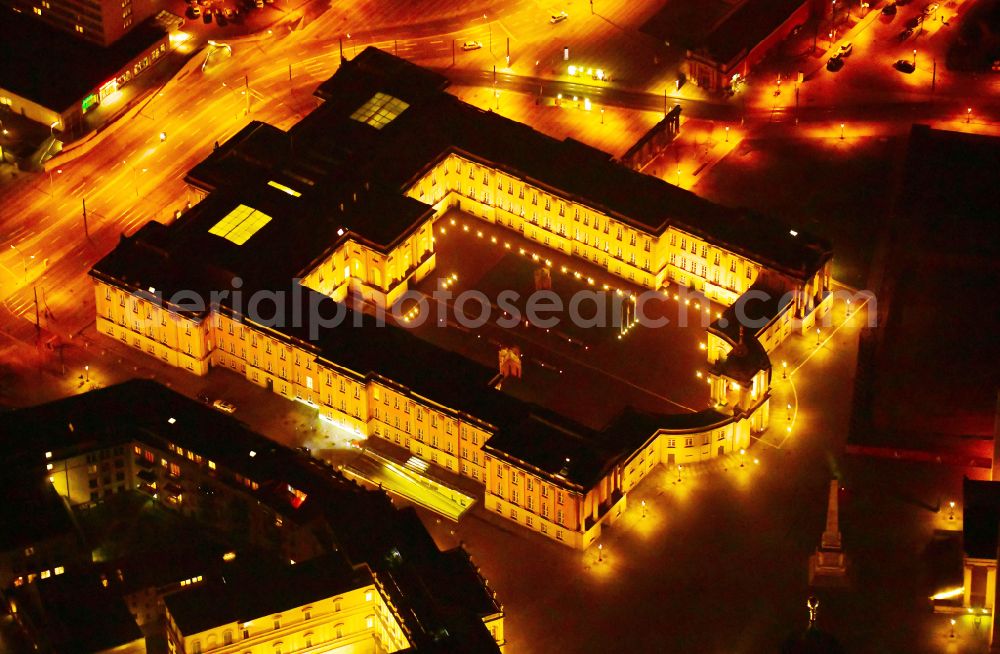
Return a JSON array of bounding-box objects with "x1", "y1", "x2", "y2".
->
[
  {"x1": 9, "y1": 571, "x2": 143, "y2": 651},
  {"x1": 638, "y1": 0, "x2": 734, "y2": 49},
  {"x1": 964, "y1": 478, "x2": 1000, "y2": 559},
  {"x1": 187, "y1": 47, "x2": 829, "y2": 280},
  {"x1": 851, "y1": 125, "x2": 1000, "y2": 453},
  {"x1": 0, "y1": 7, "x2": 166, "y2": 111},
  {"x1": 164, "y1": 554, "x2": 369, "y2": 635},
  {"x1": 696, "y1": 0, "x2": 807, "y2": 66},
  {"x1": 0, "y1": 378, "x2": 312, "y2": 499},
  {"x1": 0, "y1": 473, "x2": 77, "y2": 551}
]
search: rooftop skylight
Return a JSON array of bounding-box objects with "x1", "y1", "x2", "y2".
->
[
  {"x1": 349, "y1": 92, "x2": 409, "y2": 129},
  {"x1": 268, "y1": 180, "x2": 302, "y2": 197},
  {"x1": 207, "y1": 204, "x2": 272, "y2": 245}
]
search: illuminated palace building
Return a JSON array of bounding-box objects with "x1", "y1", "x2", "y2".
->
[{"x1": 92, "y1": 49, "x2": 833, "y2": 549}]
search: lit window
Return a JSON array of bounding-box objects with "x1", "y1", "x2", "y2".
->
[
  {"x1": 349, "y1": 92, "x2": 409, "y2": 129},
  {"x1": 365, "y1": 590, "x2": 372, "y2": 602},
  {"x1": 208, "y1": 204, "x2": 272, "y2": 245}
]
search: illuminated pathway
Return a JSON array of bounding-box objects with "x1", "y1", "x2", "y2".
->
[{"x1": 345, "y1": 449, "x2": 475, "y2": 521}]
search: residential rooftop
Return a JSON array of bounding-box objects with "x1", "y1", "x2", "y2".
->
[
  {"x1": 163, "y1": 553, "x2": 371, "y2": 636},
  {"x1": 8, "y1": 570, "x2": 144, "y2": 652},
  {"x1": 0, "y1": 473, "x2": 78, "y2": 553},
  {"x1": 0, "y1": 381, "x2": 503, "y2": 653}
]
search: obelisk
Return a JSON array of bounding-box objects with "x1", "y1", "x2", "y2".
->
[{"x1": 809, "y1": 479, "x2": 848, "y2": 585}]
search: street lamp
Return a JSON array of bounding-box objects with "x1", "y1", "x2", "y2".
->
[
  {"x1": 840, "y1": 122, "x2": 845, "y2": 140},
  {"x1": 600, "y1": 108, "x2": 605, "y2": 124},
  {"x1": 950, "y1": 618, "x2": 956, "y2": 639},
  {"x1": 739, "y1": 448, "x2": 746, "y2": 468},
  {"x1": 483, "y1": 13, "x2": 492, "y2": 54},
  {"x1": 782, "y1": 360, "x2": 788, "y2": 379},
  {"x1": 597, "y1": 542, "x2": 603, "y2": 561},
  {"x1": 967, "y1": 107, "x2": 972, "y2": 124},
  {"x1": 912, "y1": 49, "x2": 917, "y2": 67},
  {"x1": 725, "y1": 126, "x2": 730, "y2": 142},
  {"x1": 676, "y1": 464, "x2": 682, "y2": 483},
  {"x1": 641, "y1": 500, "x2": 646, "y2": 517},
  {"x1": 84, "y1": 365, "x2": 90, "y2": 382},
  {"x1": 815, "y1": 327, "x2": 821, "y2": 346},
  {"x1": 787, "y1": 403, "x2": 792, "y2": 421},
  {"x1": 159, "y1": 131, "x2": 167, "y2": 142},
  {"x1": 948, "y1": 500, "x2": 956, "y2": 520},
  {"x1": 10, "y1": 244, "x2": 34, "y2": 282}
]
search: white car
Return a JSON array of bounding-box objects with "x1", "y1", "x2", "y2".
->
[
  {"x1": 837, "y1": 42, "x2": 853, "y2": 57},
  {"x1": 461, "y1": 40, "x2": 483, "y2": 51},
  {"x1": 550, "y1": 11, "x2": 568, "y2": 23},
  {"x1": 212, "y1": 399, "x2": 237, "y2": 414}
]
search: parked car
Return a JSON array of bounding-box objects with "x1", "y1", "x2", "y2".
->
[
  {"x1": 203, "y1": 9, "x2": 212, "y2": 23},
  {"x1": 254, "y1": 0, "x2": 263, "y2": 9},
  {"x1": 894, "y1": 59, "x2": 916, "y2": 73},
  {"x1": 212, "y1": 399, "x2": 237, "y2": 413},
  {"x1": 186, "y1": 4, "x2": 201, "y2": 17},
  {"x1": 905, "y1": 15, "x2": 922, "y2": 29},
  {"x1": 461, "y1": 40, "x2": 483, "y2": 51},
  {"x1": 550, "y1": 11, "x2": 568, "y2": 23},
  {"x1": 197, "y1": 392, "x2": 211, "y2": 404},
  {"x1": 881, "y1": 2, "x2": 897, "y2": 14},
  {"x1": 837, "y1": 41, "x2": 853, "y2": 57},
  {"x1": 898, "y1": 26, "x2": 914, "y2": 39},
  {"x1": 921, "y1": 2, "x2": 939, "y2": 15},
  {"x1": 826, "y1": 55, "x2": 845, "y2": 72}
]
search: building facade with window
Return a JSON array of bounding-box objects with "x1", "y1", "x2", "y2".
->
[
  {"x1": 0, "y1": 382, "x2": 506, "y2": 653},
  {"x1": 163, "y1": 558, "x2": 410, "y2": 654},
  {"x1": 0, "y1": 7, "x2": 169, "y2": 139},
  {"x1": 92, "y1": 48, "x2": 832, "y2": 549},
  {"x1": 1, "y1": 0, "x2": 163, "y2": 45}
]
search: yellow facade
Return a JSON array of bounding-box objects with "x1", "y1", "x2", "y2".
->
[
  {"x1": 298, "y1": 227, "x2": 436, "y2": 309},
  {"x1": 94, "y1": 138, "x2": 836, "y2": 549},
  {"x1": 405, "y1": 153, "x2": 784, "y2": 303},
  {"x1": 166, "y1": 581, "x2": 410, "y2": 654}
]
